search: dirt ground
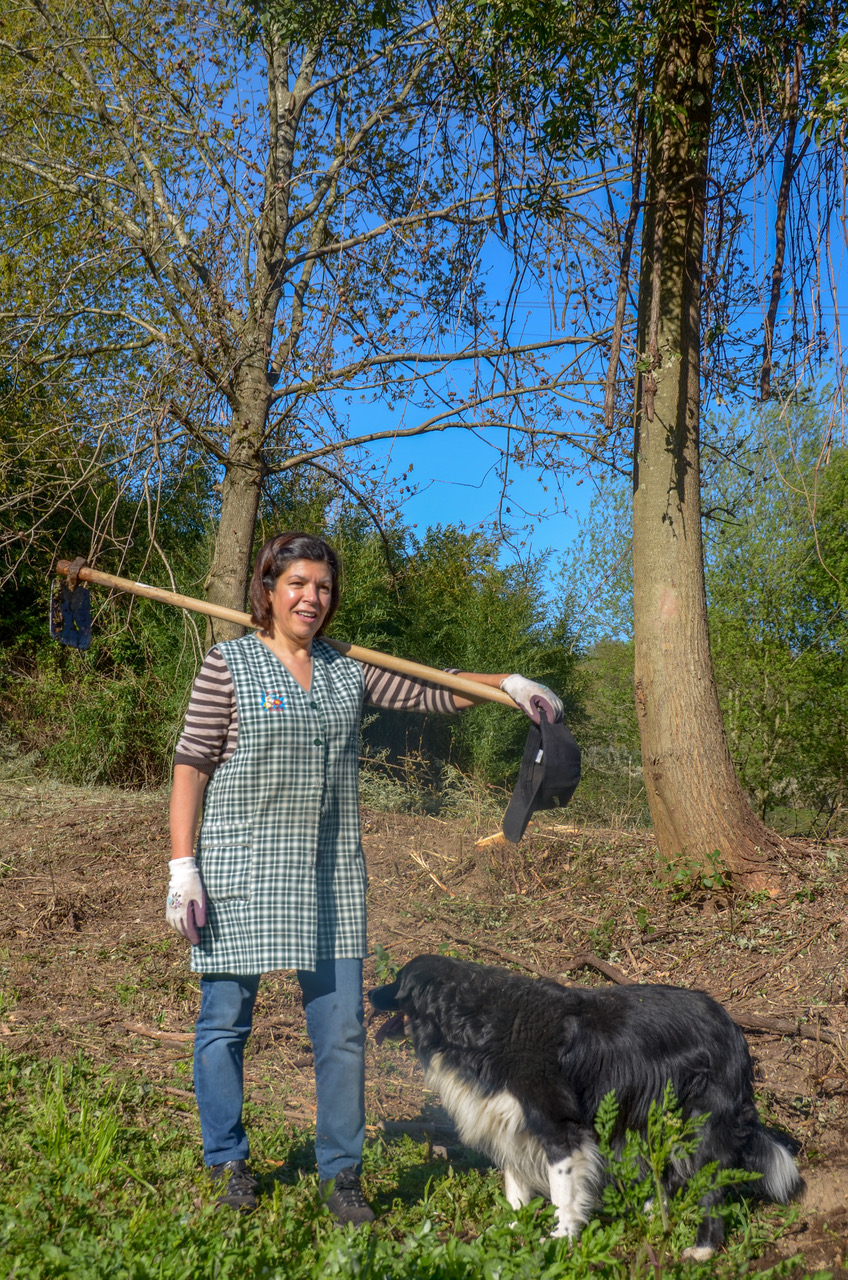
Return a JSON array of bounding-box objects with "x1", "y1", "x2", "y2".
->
[{"x1": 2, "y1": 779, "x2": 848, "y2": 1274}]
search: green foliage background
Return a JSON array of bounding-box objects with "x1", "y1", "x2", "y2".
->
[
  {"x1": 1, "y1": 477, "x2": 582, "y2": 796},
  {"x1": 559, "y1": 396, "x2": 848, "y2": 834},
  {"x1": 335, "y1": 521, "x2": 581, "y2": 789},
  {"x1": 5, "y1": 390, "x2": 846, "y2": 834}
]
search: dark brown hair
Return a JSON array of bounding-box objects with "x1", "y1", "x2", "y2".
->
[{"x1": 248, "y1": 532, "x2": 341, "y2": 634}]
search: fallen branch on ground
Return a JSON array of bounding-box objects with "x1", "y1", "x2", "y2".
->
[{"x1": 121, "y1": 1022, "x2": 193, "y2": 1043}]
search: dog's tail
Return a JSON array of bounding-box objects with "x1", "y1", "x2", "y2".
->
[{"x1": 741, "y1": 1128, "x2": 803, "y2": 1204}]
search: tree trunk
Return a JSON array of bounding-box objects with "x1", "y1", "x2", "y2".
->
[
  {"x1": 631, "y1": 3, "x2": 795, "y2": 891},
  {"x1": 204, "y1": 371, "x2": 270, "y2": 644}
]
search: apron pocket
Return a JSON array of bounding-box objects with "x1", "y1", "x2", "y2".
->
[{"x1": 197, "y1": 820, "x2": 253, "y2": 901}]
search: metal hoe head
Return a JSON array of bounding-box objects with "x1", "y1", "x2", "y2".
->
[{"x1": 49, "y1": 557, "x2": 92, "y2": 650}]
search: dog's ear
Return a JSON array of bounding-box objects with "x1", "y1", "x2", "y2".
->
[
  {"x1": 370, "y1": 954, "x2": 449, "y2": 1011},
  {"x1": 369, "y1": 962, "x2": 421, "y2": 1011},
  {"x1": 367, "y1": 978, "x2": 401, "y2": 1010}
]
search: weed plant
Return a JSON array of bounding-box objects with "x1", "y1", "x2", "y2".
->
[
  {"x1": 2, "y1": 600, "x2": 201, "y2": 789},
  {"x1": 0, "y1": 1050, "x2": 817, "y2": 1279},
  {"x1": 358, "y1": 747, "x2": 504, "y2": 823}
]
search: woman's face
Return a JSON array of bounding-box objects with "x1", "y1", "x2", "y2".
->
[{"x1": 266, "y1": 558, "x2": 334, "y2": 646}]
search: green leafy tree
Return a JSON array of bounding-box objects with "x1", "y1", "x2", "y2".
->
[
  {"x1": 0, "y1": 0, "x2": 602, "y2": 627},
  {"x1": 562, "y1": 397, "x2": 848, "y2": 833},
  {"x1": 555, "y1": 479, "x2": 641, "y2": 816},
  {"x1": 450, "y1": 0, "x2": 847, "y2": 878},
  {"x1": 809, "y1": 28, "x2": 848, "y2": 139},
  {"x1": 622, "y1": 0, "x2": 848, "y2": 880},
  {"x1": 0, "y1": 429, "x2": 213, "y2": 786},
  {"x1": 332, "y1": 521, "x2": 583, "y2": 784},
  {"x1": 398, "y1": 525, "x2": 581, "y2": 782},
  {"x1": 0, "y1": 68, "x2": 158, "y2": 587},
  {"x1": 708, "y1": 406, "x2": 848, "y2": 830}
]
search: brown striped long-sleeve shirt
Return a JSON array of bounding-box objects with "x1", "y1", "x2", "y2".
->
[{"x1": 174, "y1": 646, "x2": 460, "y2": 775}]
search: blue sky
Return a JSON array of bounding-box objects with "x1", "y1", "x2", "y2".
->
[
  {"x1": 374, "y1": 422, "x2": 594, "y2": 558},
  {"x1": 341, "y1": 250, "x2": 604, "y2": 566}
]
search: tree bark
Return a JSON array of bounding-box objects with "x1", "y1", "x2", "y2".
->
[
  {"x1": 631, "y1": 2, "x2": 796, "y2": 890},
  {"x1": 204, "y1": 367, "x2": 271, "y2": 643}
]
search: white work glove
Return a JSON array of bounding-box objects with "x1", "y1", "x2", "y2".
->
[
  {"x1": 500, "y1": 674, "x2": 564, "y2": 725},
  {"x1": 166, "y1": 857, "x2": 207, "y2": 945}
]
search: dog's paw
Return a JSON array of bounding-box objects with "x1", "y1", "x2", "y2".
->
[
  {"x1": 548, "y1": 1220, "x2": 580, "y2": 1240},
  {"x1": 681, "y1": 1246, "x2": 715, "y2": 1261}
]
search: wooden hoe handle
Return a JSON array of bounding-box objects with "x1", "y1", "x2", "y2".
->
[{"x1": 54, "y1": 560, "x2": 519, "y2": 709}]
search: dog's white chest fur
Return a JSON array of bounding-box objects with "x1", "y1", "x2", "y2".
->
[
  {"x1": 424, "y1": 1052, "x2": 602, "y2": 1237},
  {"x1": 425, "y1": 1053, "x2": 550, "y2": 1193}
]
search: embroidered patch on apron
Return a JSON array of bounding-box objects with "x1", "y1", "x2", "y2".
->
[{"x1": 260, "y1": 690, "x2": 287, "y2": 710}]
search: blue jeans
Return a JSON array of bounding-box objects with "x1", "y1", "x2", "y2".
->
[{"x1": 193, "y1": 959, "x2": 366, "y2": 1181}]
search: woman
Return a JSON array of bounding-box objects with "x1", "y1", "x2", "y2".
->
[{"x1": 166, "y1": 532, "x2": 563, "y2": 1224}]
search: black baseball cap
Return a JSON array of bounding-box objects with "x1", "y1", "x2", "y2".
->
[{"x1": 502, "y1": 711, "x2": 581, "y2": 842}]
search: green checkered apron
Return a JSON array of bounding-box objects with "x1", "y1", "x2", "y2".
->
[{"x1": 189, "y1": 634, "x2": 367, "y2": 974}]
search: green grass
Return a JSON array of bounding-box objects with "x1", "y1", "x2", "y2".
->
[{"x1": 0, "y1": 1050, "x2": 824, "y2": 1279}]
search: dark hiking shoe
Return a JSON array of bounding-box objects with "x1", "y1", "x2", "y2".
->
[
  {"x1": 319, "y1": 1167, "x2": 375, "y2": 1226},
  {"x1": 209, "y1": 1159, "x2": 259, "y2": 1212}
]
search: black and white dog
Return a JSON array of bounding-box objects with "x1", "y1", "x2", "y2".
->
[{"x1": 369, "y1": 955, "x2": 802, "y2": 1258}]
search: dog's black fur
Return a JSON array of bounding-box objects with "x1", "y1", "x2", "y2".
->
[{"x1": 369, "y1": 955, "x2": 802, "y2": 1256}]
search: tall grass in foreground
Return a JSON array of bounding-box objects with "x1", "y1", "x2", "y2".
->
[{"x1": 0, "y1": 1051, "x2": 818, "y2": 1279}]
